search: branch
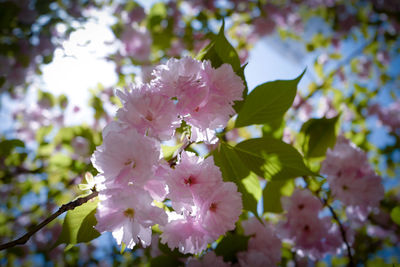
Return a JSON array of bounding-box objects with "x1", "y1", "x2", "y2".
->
[
  {"x1": 323, "y1": 199, "x2": 355, "y2": 267},
  {"x1": 168, "y1": 140, "x2": 194, "y2": 167},
  {"x1": 0, "y1": 190, "x2": 98, "y2": 251}
]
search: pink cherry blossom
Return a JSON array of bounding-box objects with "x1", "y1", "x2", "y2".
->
[
  {"x1": 281, "y1": 189, "x2": 323, "y2": 218},
  {"x1": 280, "y1": 215, "x2": 342, "y2": 259},
  {"x1": 238, "y1": 217, "x2": 282, "y2": 266},
  {"x1": 321, "y1": 136, "x2": 384, "y2": 220},
  {"x1": 321, "y1": 136, "x2": 372, "y2": 177},
  {"x1": 196, "y1": 182, "x2": 242, "y2": 238},
  {"x1": 152, "y1": 56, "x2": 209, "y2": 116},
  {"x1": 160, "y1": 214, "x2": 212, "y2": 254},
  {"x1": 95, "y1": 186, "x2": 167, "y2": 249},
  {"x1": 166, "y1": 152, "x2": 222, "y2": 212},
  {"x1": 186, "y1": 62, "x2": 244, "y2": 131},
  {"x1": 144, "y1": 161, "x2": 169, "y2": 202},
  {"x1": 280, "y1": 189, "x2": 342, "y2": 259},
  {"x1": 237, "y1": 250, "x2": 274, "y2": 267},
  {"x1": 91, "y1": 127, "x2": 160, "y2": 186},
  {"x1": 116, "y1": 83, "x2": 181, "y2": 140},
  {"x1": 120, "y1": 26, "x2": 152, "y2": 62}
]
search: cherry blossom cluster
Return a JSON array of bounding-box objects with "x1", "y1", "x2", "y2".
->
[
  {"x1": 279, "y1": 189, "x2": 342, "y2": 259},
  {"x1": 321, "y1": 136, "x2": 384, "y2": 221},
  {"x1": 91, "y1": 56, "x2": 244, "y2": 253},
  {"x1": 237, "y1": 217, "x2": 282, "y2": 266}
]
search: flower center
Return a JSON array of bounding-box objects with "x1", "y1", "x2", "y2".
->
[
  {"x1": 209, "y1": 202, "x2": 218, "y2": 212},
  {"x1": 298, "y1": 204, "x2": 304, "y2": 210},
  {"x1": 303, "y1": 225, "x2": 310, "y2": 232},
  {"x1": 184, "y1": 175, "x2": 196, "y2": 186},
  {"x1": 123, "y1": 208, "x2": 135, "y2": 219},
  {"x1": 342, "y1": 185, "x2": 348, "y2": 191},
  {"x1": 124, "y1": 159, "x2": 136, "y2": 168},
  {"x1": 145, "y1": 112, "x2": 153, "y2": 121}
]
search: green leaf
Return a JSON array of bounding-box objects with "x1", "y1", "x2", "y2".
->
[
  {"x1": 215, "y1": 232, "x2": 250, "y2": 262},
  {"x1": 213, "y1": 143, "x2": 261, "y2": 216},
  {"x1": 235, "y1": 70, "x2": 305, "y2": 128},
  {"x1": 234, "y1": 137, "x2": 315, "y2": 180},
  {"x1": 298, "y1": 115, "x2": 339, "y2": 158},
  {"x1": 36, "y1": 125, "x2": 53, "y2": 144},
  {"x1": 49, "y1": 153, "x2": 72, "y2": 168},
  {"x1": 0, "y1": 139, "x2": 25, "y2": 156},
  {"x1": 55, "y1": 198, "x2": 100, "y2": 247},
  {"x1": 197, "y1": 21, "x2": 240, "y2": 72},
  {"x1": 161, "y1": 143, "x2": 182, "y2": 161},
  {"x1": 147, "y1": 2, "x2": 173, "y2": 50},
  {"x1": 262, "y1": 117, "x2": 284, "y2": 139},
  {"x1": 390, "y1": 206, "x2": 400, "y2": 226},
  {"x1": 263, "y1": 180, "x2": 294, "y2": 214}
]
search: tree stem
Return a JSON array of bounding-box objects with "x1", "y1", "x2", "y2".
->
[
  {"x1": 0, "y1": 190, "x2": 98, "y2": 251},
  {"x1": 323, "y1": 199, "x2": 355, "y2": 267}
]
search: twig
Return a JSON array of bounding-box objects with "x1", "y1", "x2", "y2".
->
[
  {"x1": 168, "y1": 140, "x2": 194, "y2": 167},
  {"x1": 323, "y1": 199, "x2": 355, "y2": 267},
  {"x1": 0, "y1": 190, "x2": 98, "y2": 251}
]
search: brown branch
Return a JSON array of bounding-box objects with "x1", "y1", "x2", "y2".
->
[
  {"x1": 0, "y1": 190, "x2": 98, "y2": 251},
  {"x1": 323, "y1": 199, "x2": 355, "y2": 267}
]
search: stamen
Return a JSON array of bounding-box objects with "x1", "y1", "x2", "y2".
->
[
  {"x1": 123, "y1": 208, "x2": 135, "y2": 219},
  {"x1": 210, "y1": 203, "x2": 218, "y2": 212}
]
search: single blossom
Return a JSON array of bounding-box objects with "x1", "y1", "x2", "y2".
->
[
  {"x1": 186, "y1": 61, "x2": 244, "y2": 131},
  {"x1": 120, "y1": 26, "x2": 152, "y2": 62},
  {"x1": 281, "y1": 189, "x2": 323, "y2": 218},
  {"x1": 166, "y1": 151, "x2": 222, "y2": 212},
  {"x1": 152, "y1": 56, "x2": 209, "y2": 116},
  {"x1": 321, "y1": 136, "x2": 384, "y2": 220},
  {"x1": 240, "y1": 217, "x2": 282, "y2": 265},
  {"x1": 160, "y1": 214, "x2": 212, "y2": 254},
  {"x1": 91, "y1": 127, "x2": 160, "y2": 186},
  {"x1": 280, "y1": 189, "x2": 342, "y2": 259},
  {"x1": 96, "y1": 186, "x2": 167, "y2": 249},
  {"x1": 116, "y1": 83, "x2": 181, "y2": 140},
  {"x1": 196, "y1": 182, "x2": 242, "y2": 238}
]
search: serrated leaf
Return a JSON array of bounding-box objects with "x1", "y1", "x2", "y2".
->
[
  {"x1": 55, "y1": 198, "x2": 100, "y2": 247},
  {"x1": 213, "y1": 143, "x2": 261, "y2": 216},
  {"x1": 299, "y1": 115, "x2": 339, "y2": 158},
  {"x1": 234, "y1": 137, "x2": 315, "y2": 180},
  {"x1": 215, "y1": 232, "x2": 250, "y2": 262},
  {"x1": 391, "y1": 206, "x2": 400, "y2": 226},
  {"x1": 235, "y1": 70, "x2": 305, "y2": 127}
]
